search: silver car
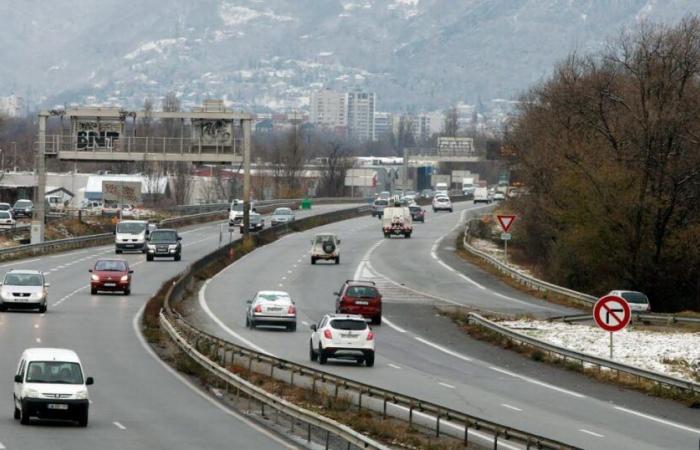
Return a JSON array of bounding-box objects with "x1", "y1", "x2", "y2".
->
[
  {"x1": 245, "y1": 291, "x2": 297, "y2": 331},
  {"x1": 271, "y1": 207, "x2": 295, "y2": 226},
  {"x1": 0, "y1": 270, "x2": 49, "y2": 313}
]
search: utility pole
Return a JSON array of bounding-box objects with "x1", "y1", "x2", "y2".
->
[
  {"x1": 31, "y1": 112, "x2": 48, "y2": 244},
  {"x1": 242, "y1": 117, "x2": 252, "y2": 237},
  {"x1": 12, "y1": 142, "x2": 16, "y2": 172}
]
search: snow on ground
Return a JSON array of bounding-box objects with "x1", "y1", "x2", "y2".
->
[
  {"x1": 500, "y1": 319, "x2": 700, "y2": 383},
  {"x1": 470, "y1": 237, "x2": 537, "y2": 278}
]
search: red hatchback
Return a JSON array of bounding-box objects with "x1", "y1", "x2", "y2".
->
[
  {"x1": 89, "y1": 259, "x2": 133, "y2": 295},
  {"x1": 334, "y1": 280, "x2": 382, "y2": 325}
]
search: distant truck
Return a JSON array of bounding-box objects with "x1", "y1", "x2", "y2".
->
[
  {"x1": 382, "y1": 206, "x2": 413, "y2": 238},
  {"x1": 461, "y1": 177, "x2": 475, "y2": 197}
]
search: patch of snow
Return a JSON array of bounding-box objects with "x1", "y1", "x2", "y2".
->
[
  {"x1": 124, "y1": 38, "x2": 185, "y2": 60},
  {"x1": 499, "y1": 319, "x2": 700, "y2": 383},
  {"x1": 319, "y1": 51, "x2": 334, "y2": 57},
  {"x1": 219, "y1": 4, "x2": 293, "y2": 26}
]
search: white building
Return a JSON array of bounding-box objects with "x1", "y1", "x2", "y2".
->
[
  {"x1": 374, "y1": 112, "x2": 393, "y2": 139},
  {"x1": 309, "y1": 90, "x2": 348, "y2": 134},
  {"x1": 0, "y1": 95, "x2": 24, "y2": 117},
  {"x1": 347, "y1": 91, "x2": 376, "y2": 142}
]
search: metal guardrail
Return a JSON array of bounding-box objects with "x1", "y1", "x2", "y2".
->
[
  {"x1": 549, "y1": 312, "x2": 700, "y2": 326},
  {"x1": 153, "y1": 205, "x2": 579, "y2": 450},
  {"x1": 467, "y1": 313, "x2": 700, "y2": 395}
]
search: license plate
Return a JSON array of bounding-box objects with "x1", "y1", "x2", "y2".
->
[
  {"x1": 355, "y1": 300, "x2": 369, "y2": 305},
  {"x1": 341, "y1": 333, "x2": 357, "y2": 338},
  {"x1": 47, "y1": 404, "x2": 68, "y2": 410},
  {"x1": 125, "y1": 245, "x2": 134, "y2": 248},
  {"x1": 104, "y1": 283, "x2": 116, "y2": 287},
  {"x1": 267, "y1": 307, "x2": 282, "y2": 312}
]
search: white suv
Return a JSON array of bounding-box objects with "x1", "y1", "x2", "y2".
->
[
  {"x1": 310, "y1": 233, "x2": 340, "y2": 264},
  {"x1": 0, "y1": 270, "x2": 49, "y2": 313},
  {"x1": 309, "y1": 314, "x2": 375, "y2": 367},
  {"x1": 14, "y1": 348, "x2": 94, "y2": 426},
  {"x1": 607, "y1": 290, "x2": 651, "y2": 312},
  {"x1": 432, "y1": 195, "x2": 453, "y2": 212}
]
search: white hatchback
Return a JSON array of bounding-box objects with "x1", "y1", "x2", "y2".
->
[
  {"x1": 432, "y1": 195, "x2": 453, "y2": 212},
  {"x1": 246, "y1": 290, "x2": 297, "y2": 331},
  {"x1": 309, "y1": 314, "x2": 375, "y2": 367},
  {"x1": 0, "y1": 211, "x2": 15, "y2": 229},
  {"x1": 607, "y1": 290, "x2": 651, "y2": 312},
  {"x1": 14, "y1": 348, "x2": 94, "y2": 426}
]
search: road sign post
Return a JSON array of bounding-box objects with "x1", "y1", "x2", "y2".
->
[
  {"x1": 496, "y1": 215, "x2": 516, "y2": 266},
  {"x1": 593, "y1": 295, "x2": 631, "y2": 359}
]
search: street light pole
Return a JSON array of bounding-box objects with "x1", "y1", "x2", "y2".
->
[{"x1": 12, "y1": 141, "x2": 16, "y2": 172}]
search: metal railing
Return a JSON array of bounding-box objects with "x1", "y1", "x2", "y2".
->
[
  {"x1": 467, "y1": 313, "x2": 700, "y2": 395},
  {"x1": 153, "y1": 205, "x2": 579, "y2": 450},
  {"x1": 548, "y1": 312, "x2": 700, "y2": 326}
]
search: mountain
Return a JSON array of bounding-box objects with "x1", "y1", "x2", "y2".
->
[{"x1": 1, "y1": 0, "x2": 698, "y2": 111}]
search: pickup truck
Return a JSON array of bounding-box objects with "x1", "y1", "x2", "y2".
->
[{"x1": 382, "y1": 206, "x2": 412, "y2": 238}]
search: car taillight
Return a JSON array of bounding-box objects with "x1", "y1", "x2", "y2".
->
[
  {"x1": 254, "y1": 305, "x2": 262, "y2": 313},
  {"x1": 323, "y1": 329, "x2": 333, "y2": 339},
  {"x1": 367, "y1": 331, "x2": 374, "y2": 341},
  {"x1": 288, "y1": 305, "x2": 296, "y2": 314}
]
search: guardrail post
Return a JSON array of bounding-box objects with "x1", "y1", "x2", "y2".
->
[
  {"x1": 408, "y1": 402, "x2": 413, "y2": 426},
  {"x1": 436, "y1": 413, "x2": 440, "y2": 437},
  {"x1": 464, "y1": 420, "x2": 469, "y2": 445},
  {"x1": 383, "y1": 396, "x2": 387, "y2": 419},
  {"x1": 307, "y1": 423, "x2": 312, "y2": 442},
  {"x1": 493, "y1": 430, "x2": 498, "y2": 449},
  {"x1": 325, "y1": 430, "x2": 330, "y2": 450}
]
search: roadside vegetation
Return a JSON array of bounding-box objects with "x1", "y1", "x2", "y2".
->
[{"x1": 506, "y1": 17, "x2": 700, "y2": 312}]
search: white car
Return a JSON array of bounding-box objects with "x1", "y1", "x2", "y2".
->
[
  {"x1": 309, "y1": 314, "x2": 375, "y2": 367},
  {"x1": 14, "y1": 348, "x2": 93, "y2": 426},
  {"x1": 310, "y1": 233, "x2": 340, "y2": 264},
  {"x1": 245, "y1": 290, "x2": 297, "y2": 331},
  {"x1": 0, "y1": 270, "x2": 49, "y2": 313},
  {"x1": 432, "y1": 195, "x2": 453, "y2": 212},
  {"x1": 473, "y1": 187, "x2": 492, "y2": 204},
  {"x1": 0, "y1": 210, "x2": 16, "y2": 229},
  {"x1": 493, "y1": 192, "x2": 506, "y2": 201},
  {"x1": 270, "y1": 207, "x2": 295, "y2": 226},
  {"x1": 607, "y1": 290, "x2": 651, "y2": 312}
]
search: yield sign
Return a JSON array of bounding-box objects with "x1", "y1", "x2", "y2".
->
[
  {"x1": 496, "y1": 215, "x2": 516, "y2": 233},
  {"x1": 593, "y1": 295, "x2": 631, "y2": 332}
]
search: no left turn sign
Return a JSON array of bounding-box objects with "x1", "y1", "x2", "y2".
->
[{"x1": 593, "y1": 295, "x2": 631, "y2": 332}]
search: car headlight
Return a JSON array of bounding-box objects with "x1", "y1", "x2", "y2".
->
[
  {"x1": 0, "y1": 291, "x2": 11, "y2": 300},
  {"x1": 120, "y1": 275, "x2": 129, "y2": 282},
  {"x1": 91, "y1": 274, "x2": 100, "y2": 281},
  {"x1": 73, "y1": 390, "x2": 88, "y2": 400},
  {"x1": 168, "y1": 244, "x2": 177, "y2": 250},
  {"x1": 23, "y1": 388, "x2": 41, "y2": 398},
  {"x1": 147, "y1": 244, "x2": 156, "y2": 250}
]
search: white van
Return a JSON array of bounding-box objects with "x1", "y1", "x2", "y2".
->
[
  {"x1": 473, "y1": 187, "x2": 492, "y2": 204},
  {"x1": 435, "y1": 182, "x2": 449, "y2": 193},
  {"x1": 228, "y1": 199, "x2": 256, "y2": 226},
  {"x1": 14, "y1": 348, "x2": 93, "y2": 426},
  {"x1": 114, "y1": 220, "x2": 149, "y2": 254}
]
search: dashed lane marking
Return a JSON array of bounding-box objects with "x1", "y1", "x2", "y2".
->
[
  {"x1": 0, "y1": 258, "x2": 40, "y2": 267},
  {"x1": 501, "y1": 403, "x2": 523, "y2": 412},
  {"x1": 579, "y1": 429, "x2": 604, "y2": 438},
  {"x1": 414, "y1": 337, "x2": 472, "y2": 362},
  {"x1": 51, "y1": 285, "x2": 89, "y2": 307},
  {"x1": 113, "y1": 421, "x2": 126, "y2": 430},
  {"x1": 488, "y1": 366, "x2": 585, "y2": 398},
  {"x1": 35, "y1": 338, "x2": 41, "y2": 343},
  {"x1": 0, "y1": 441, "x2": 6, "y2": 449},
  {"x1": 388, "y1": 363, "x2": 402, "y2": 370},
  {"x1": 613, "y1": 406, "x2": 700, "y2": 434},
  {"x1": 438, "y1": 382, "x2": 455, "y2": 389},
  {"x1": 381, "y1": 317, "x2": 406, "y2": 333}
]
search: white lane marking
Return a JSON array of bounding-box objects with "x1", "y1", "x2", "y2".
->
[
  {"x1": 388, "y1": 363, "x2": 402, "y2": 370},
  {"x1": 36, "y1": 338, "x2": 41, "y2": 343},
  {"x1": 287, "y1": 270, "x2": 292, "y2": 274},
  {"x1": 199, "y1": 280, "x2": 272, "y2": 355},
  {"x1": 113, "y1": 421, "x2": 127, "y2": 430},
  {"x1": 51, "y1": 285, "x2": 89, "y2": 307},
  {"x1": 613, "y1": 406, "x2": 700, "y2": 434},
  {"x1": 132, "y1": 304, "x2": 296, "y2": 450},
  {"x1": 579, "y1": 429, "x2": 604, "y2": 438},
  {"x1": 438, "y1": 382, "x2": 455, "y2": 389},
  {"x1": 381, "y1": 317, "x2": 406, "y2": 333},
  {"x1": 0, "y1": 441, "x2": 5, "y2": 449},
  {"x1": 501, "y1": 403, "x2": 523, "y2": 412},
  {"x1": 211, "y1": 388, "x2": 224, "y2": 398},
  {"x1": 301, "y1": 321, "x2": 310, "y2": 326},
  {"x1": 33, "y1": 324, "x2": 39, "y2": 329},
  {"x1": 50, "y1": 250, "x2": 90, "y2": 259},
  {"x1": 0, "y1": 258, "x2": 40, "y2": 267},
  {"x1": 293, "y1": 264, "x2": 297, "y2": 268},
  {"x1": 414, "y1": 337, "x2": 472, "y2": 362},
  {"x1": 281, "y1": 277, "x2": 286, "y2": 281},
  {"x1": 297, "y1": 259, "x2": 302, "y2": 263},
  {"x1": 488, "y1": 366, "x2": 585, "y2": 398},
  {"x1": 278, "y1": 283, "x2": 283, "y2": 287}
]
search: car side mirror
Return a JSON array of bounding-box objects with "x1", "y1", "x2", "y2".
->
[
  {"x1": 246, "y1": 300, "x2": 252, "y2": 304},
  {"x1": 86, "y1": 377, "x2": 94, "y2": 386},
  {"x1": 88, "y1": 269, "x2": 93, "y2": 273},
  {"x1": 112, "y1": 230, "x2": 116, "y2": 235},
  {"x1": 44, "y1": 283, "x2": 50, "y2": 287},
  {"x1": 128, "y1": 270, "x2": 134, "y2": 274},
  {"x1": 310, "y1": 324, "x2": 317, "y2": 331},
  {"x1": 177, "y1": 236, "x2": 182, "y2": 241},
  {"x1": 14, "y1": 374, "x2": 22, "y2": 383},
  {"x1": 337, "y1": 239, "x2": 341, "y2": 244},
  {"x1": 333, "y1": 291, "x2": 339, "y2": 296}
]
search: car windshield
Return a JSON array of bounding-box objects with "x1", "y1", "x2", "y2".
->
[
  {"x1": 26, "y1": 361, "x2": 83, "y2": 384},
  {"x1": 257, "y1": 293, "x2": 291, "y2": 302},
  {"x1": 4, "y1": 273, "x2": 43, "y2": 286},
  {"x1": 409, "y1": 206, "x2": 421, "y2": 212},
  {"x1": 330, "y1": 319, "x2": 368, "y2": 331},
  {"x1": 250, "y1": 215, "x2": 262, "y2": 223},
  {"x1": 232, "y1": 203, "x2": 244, "y2": 212},
  {"x1": 374, "y1": 200, "x2": 388, "y2": 206},
  {"x1": 14, "y1": 200, "x2": 31, "y2": 208},
  {"x1": 274, "y1": 208, "x2": 292, "y2": 215},
  {"x1": 621, "y1": 292, "x2": 649, "y2": 304},
  {"x1": 346, "y1": 286, "x2": 378, "y2": 298},
  {"x1": 315, "y1": 235, "x2": 335, "y2": 244},
  {"x1": 0, "y1": 204, "x2": 10, "y2": 210},
  {"x1": 150, "y1": 231, "x2": 177, "y2": 242},
  {"x1": 116, "y1": 222, "x2": 146, "y2": 233},
  {"x1": 94, "y1": 260, "x2": 127, "y2": 272},
  {"x1": 0, "y1": 211, "x2": 10, "y2": 218}
]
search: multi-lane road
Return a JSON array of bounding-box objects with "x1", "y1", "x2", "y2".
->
[
  {"x1": 192, "y1": 201, "x2": 700, "y2": 450},
  {"x1": 0, "y1": 204, "x2": 353, "y2": 450}
]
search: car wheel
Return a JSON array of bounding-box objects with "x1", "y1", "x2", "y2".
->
[
  {"x1": 335, "y1": 256, "x2": 340, "y2": 265},
  {"x1": 356, "y1": 357, "x2": 365, "y2": 366},
  {"x1": 77, "y1": 411, "x2": 88, "y2": 427},
  {"x1": 432, "y1": 208, "x2": 436, "y2": 212},
  {"x1": 372, "y1": 315, "x2": 382, "y2": 325},
  {"x1": 311, "y1": 257, "x2": 316, "y2": 265},
  {"x1": 365, "y1": 352, "x2": 375, "y2": 367},
  {"x1": 249, "y1": 320, "x2": 256, "y2": 329},
  {"x1": 38, "y1": 304, "x2": 47, "y2": 314},
  {"x1": 318, "y1": 346, "x2": 327, "y2": 365},
  {"x1": 404, "y1": 232, "x2": 411, "y2": 239},
  {"x1": 124, "y1": 288, "x2": 131, "y2": 296},
  {"x1": 288, "y1": 322, "x2": 297, "y2": 332},
  {"x1": 14, "y1": 405, "x2": 20, "y2": 420},
  {"x1": 309, "y1": 341, "x2": 317, "y2": 362},
  {"x1": 174, "y1": 254, "x2": 181, "y2": 261},
  {"x1": 146, "y1": 254, "x2": 153, "y2": 262},
  {"x1": 245, "y1": 316, "x2": 250, "y2": 328},
  {"x1": 20, "y1": 406, "x2": 29, "y2": 425},
  {"x1": 115, "y1": 249, "x2": 122, "y2": 254},
  {"x1": 449, "y1": 208, "x2": 453, "y2": 212},
  {"x1": 0, "y1": 303, "x2": 7, "y2": 312},
  {"x1": 90, "y1": 287, "x2": 97, "y2": 295}
]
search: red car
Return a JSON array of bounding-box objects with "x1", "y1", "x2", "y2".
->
[
  {"x1": 334, "y1": 280, "x2": 382, "y2": 325},
  {"x1": 89, "y1": 259, "x2": 133, "y2": 295}
]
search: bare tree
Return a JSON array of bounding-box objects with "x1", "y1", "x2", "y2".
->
[
  {"x1": 161, "y1": 92, "x2": 181, "y2": 138},
  {"x1": 317, "y1": 142, "x2": 352, "y2": 197},
  {"x1": 444, "y1": 106, "x2": 459, "y2": 137},
  {"x1": 395, "y1": 115, "x2": 416, "y2": 155},
  {"x1": 169, "y1": 161, "x2": 192, "y2": 205}
]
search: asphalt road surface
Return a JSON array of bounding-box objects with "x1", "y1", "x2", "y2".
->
[{"x1": 193, "y1": 201, "x2": 700, "y2": 450}]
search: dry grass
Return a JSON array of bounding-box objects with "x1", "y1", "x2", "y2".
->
[{"x1": 440, "y1": 308, "x2": 700, "y2": 408}]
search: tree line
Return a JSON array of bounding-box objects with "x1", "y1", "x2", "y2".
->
[{"x1": 508, "y1": 16, "x2": 700, "y2": 312}]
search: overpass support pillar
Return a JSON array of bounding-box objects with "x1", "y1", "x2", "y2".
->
[{"x1": 31, "y1": 111, "x2": 48, "y2": 244}]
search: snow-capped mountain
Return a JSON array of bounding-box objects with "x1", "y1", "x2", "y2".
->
[{"x1": 1, "y1": 0, "x2": 698, "y2": 111}]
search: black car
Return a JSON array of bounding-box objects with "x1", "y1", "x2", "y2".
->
[
  {"x1": 240, "y1": 213, "x2": 264, "y2": 233},
  {"x1": 146, "y1": 229, "x2": 182, "y2": 261},
  {"x1": 12, "y1": 200, "x2": 33, "y2": 218},
  {"x1": 409, "y1": 205, "x2": 425, "y2": 222}
]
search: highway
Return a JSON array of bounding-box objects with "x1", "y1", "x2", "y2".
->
[
  {"x1": 0, "y1": 204, "x2": 351, "y2": 450},
  {"x1": 192, "y1": 201, "x2": 700, "y2": 450}
]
